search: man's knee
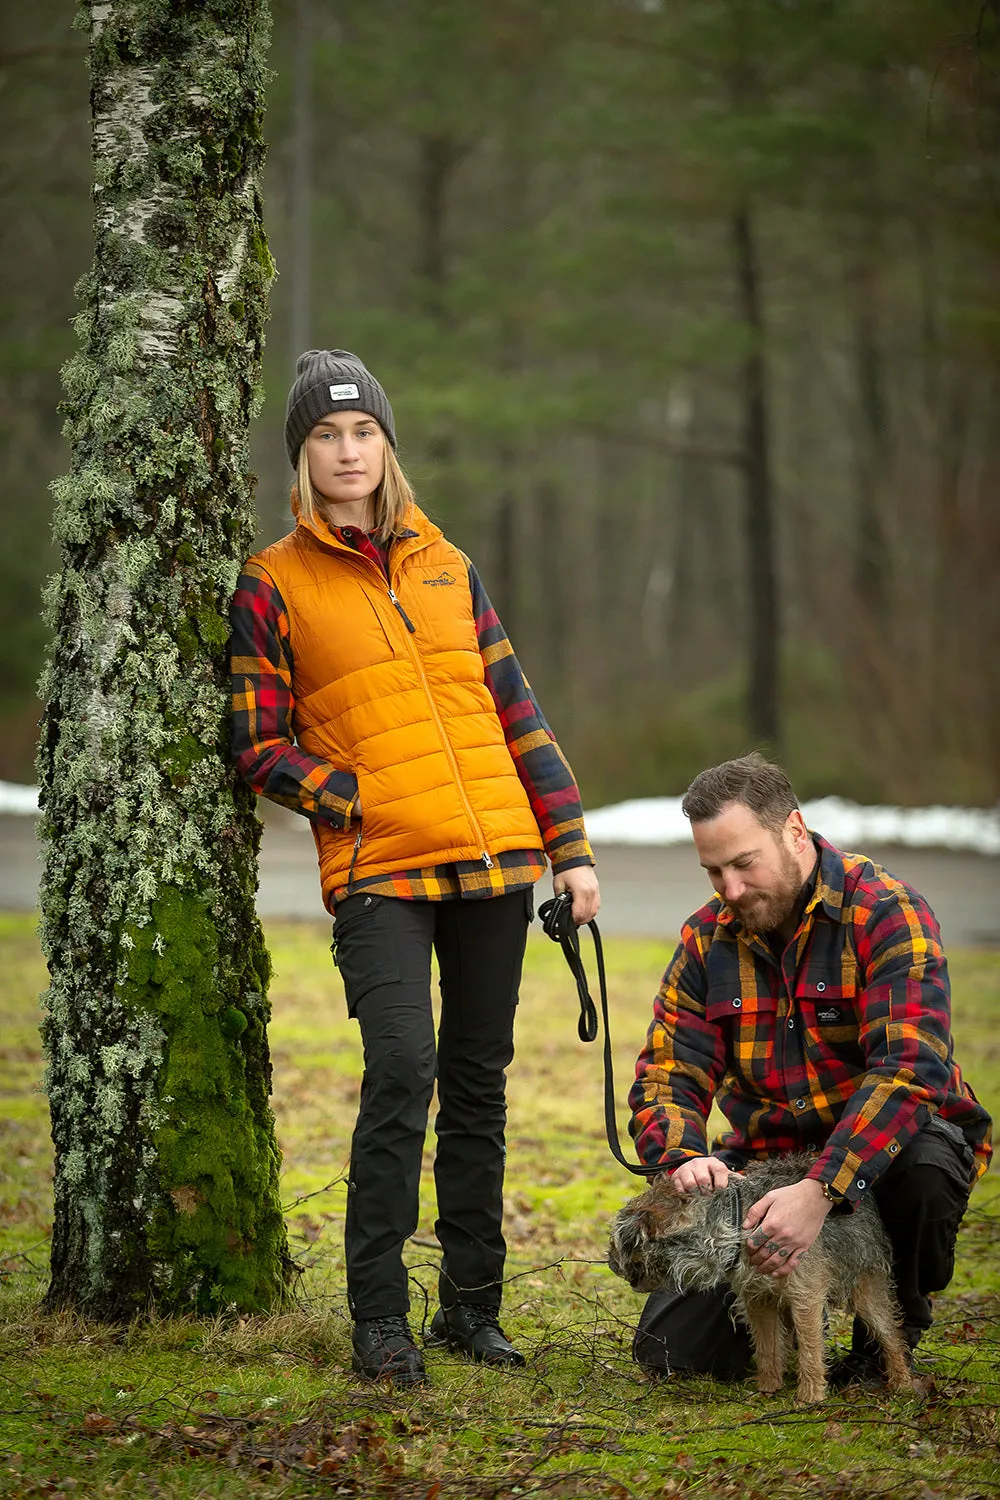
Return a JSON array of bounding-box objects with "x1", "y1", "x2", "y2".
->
[
  {"x1": 633, "y1": 1286, "x2": 754, "y2": 1380},
  {"x1": 875, "y1": 1162, "x2": 969, "y2": 1225}
]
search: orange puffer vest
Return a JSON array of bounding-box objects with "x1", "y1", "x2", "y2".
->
[{"x1": 251, "y1": 504, "x2": 543, "y2": 909}]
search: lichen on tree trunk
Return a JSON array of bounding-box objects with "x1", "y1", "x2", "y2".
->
[{"x1": 38, "y1": 0, "x2": 290, "y2": 1318}]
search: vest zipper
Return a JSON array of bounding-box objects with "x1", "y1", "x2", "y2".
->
[
  {"x1": 329, "y1": 539, "x2": 494, "y2": 870},
  {"x1": 346, "y1": 825, "x2": 363, "y2": 893},
  {"x1": 390, "y1": 577, "x2": 494, "y2": 869},
  {"x1": 387, "y1": 587, "x2": 416, "y2": 633}
]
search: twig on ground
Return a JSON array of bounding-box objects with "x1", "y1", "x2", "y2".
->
[{"x1": 281, "y1": 1174, "x2": 347, "y2": 1212}]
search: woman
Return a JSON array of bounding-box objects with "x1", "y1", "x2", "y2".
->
[{"x1": 230, "y1": 349, "x2": 599, "y2": 1386}]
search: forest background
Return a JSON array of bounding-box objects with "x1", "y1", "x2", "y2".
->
[{"x1": 3, "y1": 0, "x2": 999, "y2": 810}]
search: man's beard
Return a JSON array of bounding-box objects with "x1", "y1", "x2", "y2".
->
[{"x1": 731, "y1": 847, "x2": 803, "y2": 933}]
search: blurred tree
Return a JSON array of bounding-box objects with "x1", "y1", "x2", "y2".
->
[
  {"x1": 0, "y1": 6, "x2": 88, "y2": 780},
  {"x1": 38, "y1": 0, "x2": 289, "y2": 1318},
  {"x1": 4, "y1": 0, "x2": 999, "y2": 807}
]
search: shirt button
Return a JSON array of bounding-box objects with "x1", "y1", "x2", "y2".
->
[
  {"x1": 889, "y1": 1143, "x2": 899, "y2": 1154},
  {"x1": 732, "y1": 998, "x2": 742, "y2": 1009},
  {"x1": 816, "y1": 981, "x2": 826, "y2": 992},
  {"x1": 857, "y1": 1179, "x2": 867, "y2": 1190},
  {"x1": 787, "y1": 1017, "x2": 795, "y2": 1029},
  {"x1": 795, "y1": 1099, "x2": 807, "y2": 1110},
  {"x1": 364, "y1": 896, "x2": 373, "y2": 906}
]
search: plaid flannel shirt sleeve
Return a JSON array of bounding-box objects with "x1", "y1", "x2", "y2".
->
[
  {"x1": 229, "y1": 563, "x2": 358, "y2": 829},
  {"x1": 468, "y1": 561, "x2": 593, "y2": 873},
  {"x1": 807, "y1": 888, "x2": 960, "y2": 1204},
  {"x1": 628, "y1": 921, "x2": 727, "y2": 1169}
]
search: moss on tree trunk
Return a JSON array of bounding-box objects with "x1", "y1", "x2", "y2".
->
[{"x1": 38, "y1": 0, "x2": 290, "y2": 1318}]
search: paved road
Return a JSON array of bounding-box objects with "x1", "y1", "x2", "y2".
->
[{"x1": 4, "y1": 809, "x2": 998, "y2": 947}]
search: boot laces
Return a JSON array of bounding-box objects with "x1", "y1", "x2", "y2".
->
[
  {"x1": 462, "y1": 1304, "x2": 503, "y2": 1332},
  {"x1": 370, "y1": 1315, "x2": 414, "y2": 1345}
]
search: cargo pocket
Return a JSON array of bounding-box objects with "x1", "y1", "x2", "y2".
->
[{"x1": 331, "y1": 894, "x2": 400, "y2": 1016}]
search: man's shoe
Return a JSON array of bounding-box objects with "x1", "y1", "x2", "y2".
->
[
  {"x1": 828, "y1": 1326, "x2": 915, "y2": 1391},
  {"x1": 351, "y1": 1316, "x2": 427, "y2": 1385},
  {"x1": 827, "y1": 1348, "x2": 887, "y2": 1389},
  {"x1": 427, "y1": 1304, "x2": 526, "y2": 1368}
]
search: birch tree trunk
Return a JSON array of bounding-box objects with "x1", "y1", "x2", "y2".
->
[{"x1": 38, "y1": 0, "x2": 290, "y2": 1319}]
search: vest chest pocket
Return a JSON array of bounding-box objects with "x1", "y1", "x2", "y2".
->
[
  {"x1": 398, "y1": 564, "x2": 477, "y2": 654},
  {"x1": 290, "y1": 579, "x2": 398, "y2": 693}
]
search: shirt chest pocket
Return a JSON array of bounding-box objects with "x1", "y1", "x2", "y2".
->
[
  {"x1": 705, "y1": 989, "x2": 778, "y2": 1079},
  {"x1": 795, "y1": 973, "x2": 862, "y2": 1059}
]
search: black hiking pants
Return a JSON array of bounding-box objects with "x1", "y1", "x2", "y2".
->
[
  {"x1": 632, "y1": 1121, "x2": 976, "y2": 1377},
  {"x1": 331, "y1": 888, "x2": 531, "y2": 1322}
]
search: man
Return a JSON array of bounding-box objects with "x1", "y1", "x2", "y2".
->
[{"x1": 628, "y1": 753, "x2": 992, "y2": 1385}]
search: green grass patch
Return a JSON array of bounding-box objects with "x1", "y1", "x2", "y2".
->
[{"x1": 1, "y1": 912, "x2": 997, "y2": 1497}]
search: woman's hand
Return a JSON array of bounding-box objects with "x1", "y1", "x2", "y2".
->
[{"x1": 553, "y1": 865, "x2": 600, "y2": 925}]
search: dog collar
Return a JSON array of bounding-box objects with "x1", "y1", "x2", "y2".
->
[{"x1": 723, "y1": 1181, "x2": 745, "y2": 1270}]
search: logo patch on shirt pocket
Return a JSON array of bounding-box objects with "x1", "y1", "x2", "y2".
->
[{"x1": 817, "y1": 1006, "x2": 843, "y2": 1024}]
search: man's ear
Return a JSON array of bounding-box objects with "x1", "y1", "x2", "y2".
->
[{"x1": 785, "y1": 808, "x2": 810, "y2": 854}]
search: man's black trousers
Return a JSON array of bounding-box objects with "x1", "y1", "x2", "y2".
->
[
  {"x1": 632, "y1": 1122, "x2": 975, "y2": 1377},
  {"x1": 332, "y1": 888, "x2": 531, "y2": 1323}
]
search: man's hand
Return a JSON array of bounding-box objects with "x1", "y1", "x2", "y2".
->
[
  {"x1": 742, "y1": 1179, "x2": 832, "y2": 1278},
  {"x1": 671, "y1": 1156, "x2": 742, "y2": 1195},
  {"x1": 553, "y1": 865, "x2": 600, "y2": 926}
]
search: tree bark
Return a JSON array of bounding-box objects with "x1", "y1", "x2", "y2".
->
[
  {"x1": 38, "y1": 0, "x2": 290, "y2": 1319},
  {"x1": 733, "y1": 202, "x2": 780, "y2": 748}
]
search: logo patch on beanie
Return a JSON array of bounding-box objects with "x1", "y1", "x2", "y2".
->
[{"x1": 329, "y1": 383, "x2": 360, "y2": 401}]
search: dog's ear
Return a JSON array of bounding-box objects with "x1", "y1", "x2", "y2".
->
[{"x1": 608, "y1": 1204, "x2": 655, "y2": 1276}]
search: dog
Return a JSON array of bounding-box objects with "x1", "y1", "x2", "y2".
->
[{"x1": 608, "y1": 1154, "x2": 913, "y2": 1404}]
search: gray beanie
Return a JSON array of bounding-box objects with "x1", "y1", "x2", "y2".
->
[{"x1": 284, "y1": 349, "x2": 396, "y2": 464}]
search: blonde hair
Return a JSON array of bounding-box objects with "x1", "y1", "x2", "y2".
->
[{"x1": 295, "y1": 426, "x2": 415, "y2": 542}]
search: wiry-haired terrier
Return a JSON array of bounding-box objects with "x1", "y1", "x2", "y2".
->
[{"x1": 609, "y1": 1154, "x2": 912, "y2": 1404}]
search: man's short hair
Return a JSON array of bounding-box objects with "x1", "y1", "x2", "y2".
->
[{"x1": 681, "y1": 752, "x2": 799, "y2": 834}]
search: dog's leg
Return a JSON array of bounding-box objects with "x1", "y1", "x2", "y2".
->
[
  {"x1": 849, "y1": 1271, "x2": 914, "y2": 1394},
  {"x1": 745, "y1": 1296, "x2": 786, "y2": 1396},
  {"x1": 787, "y1": 1263, "x2": 829, "y2": 1404}
]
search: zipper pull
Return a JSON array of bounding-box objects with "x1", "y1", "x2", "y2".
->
[
  {"x1": 481, "y1": 851, "x2": 494, "y2": 869},
  {"x1": 388, "y1": 587, "x2": 416, "y2": 633}
]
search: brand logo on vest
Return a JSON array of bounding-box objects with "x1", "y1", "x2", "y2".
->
[{"x1": 423, "y1": 570, "x2": 457, "y2": 587}]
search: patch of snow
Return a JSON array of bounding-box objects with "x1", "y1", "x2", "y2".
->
[
  {"x1": 2, "y1": 781, "x2": 998, "y2": 854},
  {"x1": 0, "y1": 782, "x2": 39, "y2": 815},
  {"x1": 583, "y1": 795, "x2": 1000, "y2": 856}
]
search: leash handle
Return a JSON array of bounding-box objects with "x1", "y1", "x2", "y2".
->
[{"x1": 538, "y1": 892, "x2": 662, "y2": 1178}]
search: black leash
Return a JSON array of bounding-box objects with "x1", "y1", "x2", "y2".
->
[{"x1": 539, "y1": 891, "x2": 662, "y2": 1178}]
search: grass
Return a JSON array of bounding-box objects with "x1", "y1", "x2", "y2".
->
[{"x1": 1, "y1": 911, "x2": 998, "y2": 1499}]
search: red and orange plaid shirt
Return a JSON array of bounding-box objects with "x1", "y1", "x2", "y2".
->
[
  {"x1": 629, "y1": 836, "x2": 992, "y2": 1203},
  {"x1": 230, "y1": 524, "x2": 593, "y2": 904}
]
